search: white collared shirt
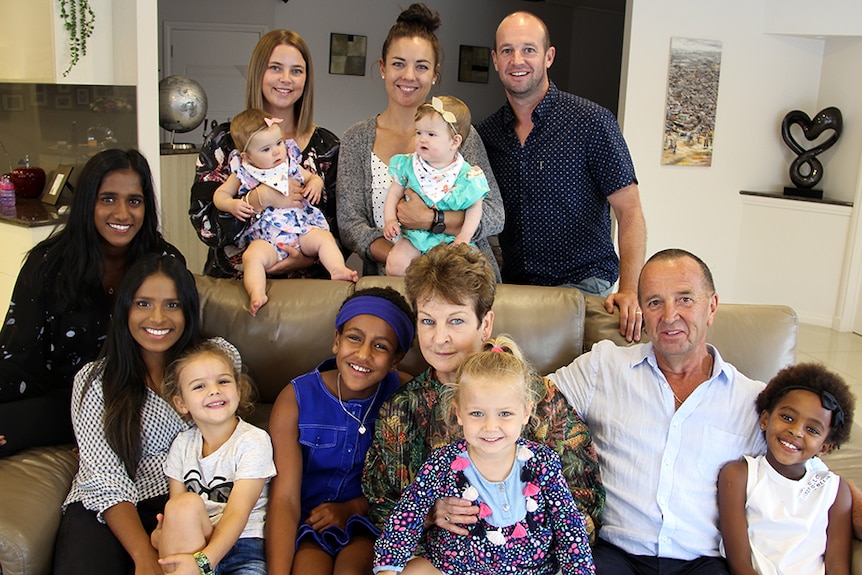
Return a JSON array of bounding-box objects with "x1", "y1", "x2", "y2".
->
[{"x1": 549, "y1": 340, "x2": 766, "y2": 560}]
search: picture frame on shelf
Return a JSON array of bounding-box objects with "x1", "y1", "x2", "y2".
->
[{"x1": 41, "y1": 164, "x2": 74, "y2": 205}]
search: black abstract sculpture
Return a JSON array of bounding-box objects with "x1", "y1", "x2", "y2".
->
[{"x1": 780, "y1": 106, "x2": 842, "y2": 198}]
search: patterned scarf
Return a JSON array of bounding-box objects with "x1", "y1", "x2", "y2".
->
[{"x1": 412, "y1": 152, "x2": 463, "y2": 205}]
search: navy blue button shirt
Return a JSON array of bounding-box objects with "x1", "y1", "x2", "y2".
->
[{"x1": 477, "y1": 82, "x2": 637, "y2": 286}]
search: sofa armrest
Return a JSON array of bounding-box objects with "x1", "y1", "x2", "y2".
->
[{"x1": 0, "y1": 446, "x2": 78, "y2": 575}]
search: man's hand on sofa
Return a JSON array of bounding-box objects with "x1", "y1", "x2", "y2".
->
[{"x1": 604, "y1": 288, "x2": 642, "y2": 343}]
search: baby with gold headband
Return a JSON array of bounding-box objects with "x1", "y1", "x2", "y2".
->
[
  {"x1": 215, "y1": 108, "x2": 357, "y2": 316},
  {"x1": 382, "y1": 96, "x2": 489, "y2": 276}
]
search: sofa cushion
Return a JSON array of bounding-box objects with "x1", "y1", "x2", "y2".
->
[{"x1": 0, "y1": 445, "x2": 78, "y2": 575}]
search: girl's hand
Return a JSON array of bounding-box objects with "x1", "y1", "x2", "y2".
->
[
  {"x1": 133, "y1": 553, "x2": 165, "y2": 575},
  {"x1": 149, "y1": 513, "x2": 164, "y2": 551},
  {"x1": 158, "y1": 553, "x2": 202, "y2": 575},
  {"x1": 228, "y1": 198, "x2": 256, "y2": 222},
  {"x1": 427, "y1": 496, "x2": 479, "y2": 536},
  {"x1": 452, "y1": 234, "x2": 471, "y2": 245},
  {"x1": 302, "y1": 175, "x2": 324, "y2": 205},
  {"x1": 305, "y1": 501, "x2": 353, "y2": 532},
  {"x1": 383, "y1": 219, "x2": 401, "y2": 241}
]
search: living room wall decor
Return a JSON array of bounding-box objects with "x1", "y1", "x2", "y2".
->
[
  {"x1": 458, "y1": 45, "x2": 490, "y2": 84},
  {"x1": 329, "y1": 33, "x2": 367, "y2": 76},
  {"x1": 661, "y1": 37, "x2": 722, "y2": 167}
]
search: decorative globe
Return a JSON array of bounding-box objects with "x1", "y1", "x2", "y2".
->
[{"x1": 158, "y1": 75, "x2": 208, "y2": 133}]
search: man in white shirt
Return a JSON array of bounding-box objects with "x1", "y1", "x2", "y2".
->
[{"x1": 550, "y1": 248, "x2": 764, "y2": 574}]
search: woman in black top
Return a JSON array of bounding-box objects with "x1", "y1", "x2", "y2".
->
[{"x1": 0, "y1": 149, "x2": 182, "y2": 456}]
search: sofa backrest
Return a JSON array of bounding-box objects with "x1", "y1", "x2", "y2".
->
[
  {"x1": 582, "y1": 296, "x2": 797, "y2": 383},
  {"x1": 195, "y1": 276, "x2": 586, "y2": 402},
  {"x1": 195, "y1": 276, "x2": 797, "y2": 426}
]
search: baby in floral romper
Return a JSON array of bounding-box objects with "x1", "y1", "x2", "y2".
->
[
  {"x1": 373, "y1": 335, "x2": 594, "y2": 575},
  {"x1": 214, "y1": 108, "x2": 356, "y2": 316}
]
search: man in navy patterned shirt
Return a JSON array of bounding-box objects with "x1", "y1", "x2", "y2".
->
[{"x1": 477, "y1": 11, "x2": 647, "y2": 343}]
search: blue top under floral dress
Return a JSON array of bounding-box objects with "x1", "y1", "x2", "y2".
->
[
  {"x1": 294, "y1": 358, "x2": 401, "y2": 555},
  {"x1": 229, "y1": 139, "x2": 329, "y2": 261},
  {"x1": 388, "y1": 152, "x2": 489, "y2": 253},
  {"x1": 373, "y1": 438, "x2": 595, "y2": 575}
]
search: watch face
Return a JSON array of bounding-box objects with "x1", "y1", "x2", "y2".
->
[{"x1": 432, "y1": 222, "x2": 446, "y2": 234}]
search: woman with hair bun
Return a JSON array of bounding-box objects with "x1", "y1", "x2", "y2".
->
[{"x1": 337, "y1": 3, "x2": 504, "y2": 278}]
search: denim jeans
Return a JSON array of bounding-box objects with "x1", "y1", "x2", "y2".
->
[
  {"x1": 561, "y1": 276, "x2": 614, "y2": 297},
  {"x1": 216, "y1": 537, "x2": 266, "y2": 575}
]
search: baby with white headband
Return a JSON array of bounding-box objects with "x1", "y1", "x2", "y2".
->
[
  {"x1": 382, "y1": 96, "x2": 489, "y2": 277},
  {"x1": 215, "y1": 108, "x2": 357, "y2": 316}
]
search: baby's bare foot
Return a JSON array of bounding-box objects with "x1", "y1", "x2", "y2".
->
[
  {"x1": 331, "y1": 268, "x2": 359, "y2": 282},
  {"x1": 249, "y1": 294, "x2": 269, "y2": 317}
]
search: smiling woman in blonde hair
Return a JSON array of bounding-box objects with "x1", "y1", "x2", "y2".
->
[{"x1": 191, "y1": 29, "x2": 340, "y2": 280}]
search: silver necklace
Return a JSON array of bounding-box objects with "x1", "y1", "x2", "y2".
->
[{"x1": 336, "y1": 373, "x2": 382, "y2": 434}]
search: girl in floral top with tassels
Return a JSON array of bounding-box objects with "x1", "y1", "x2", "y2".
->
[{"x1": 373, "y1": 335, "x2": 594, "y2": 575}]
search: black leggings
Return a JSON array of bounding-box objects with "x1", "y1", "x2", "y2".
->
[
  {"x1": 53, "y1": 496, "x2": 167, "y2": 575},
  {"x1": 0, "y1": 388, "x2": 74, "y2": 457}
]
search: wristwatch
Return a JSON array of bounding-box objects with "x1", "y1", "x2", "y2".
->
[{"x1": 430, "y1": 208, "x2": 446, "y2": 234}]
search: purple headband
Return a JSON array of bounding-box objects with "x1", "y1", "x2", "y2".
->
[{"x1": 336, "y1": 295, "x2": 415, "y2": 353}]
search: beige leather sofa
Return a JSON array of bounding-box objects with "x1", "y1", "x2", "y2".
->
[{"x1": 0, "y1": 275, "x2": 853, "y2": 575}]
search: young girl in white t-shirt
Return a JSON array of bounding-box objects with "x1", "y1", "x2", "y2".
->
[{"x1": 152, "y1": 340, "x2": 276, "y2": 575}]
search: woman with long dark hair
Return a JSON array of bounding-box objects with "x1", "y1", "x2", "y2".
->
[
  {"x1": 0, "y1": 149, "x2": 182, "y2": 457},
  {"x1": 53, "y1": 254, "x2": 240, "y2": 574}
]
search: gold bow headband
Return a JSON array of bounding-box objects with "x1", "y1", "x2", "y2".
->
[
  {"x1": 431, "y1": 97, "x2": 458, "y2": 136},
  {"x1": 243, "y1": 116, "x2": 283, "y2": 152}
]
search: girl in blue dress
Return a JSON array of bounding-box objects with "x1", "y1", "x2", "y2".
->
[{"x1": 266, "y1": 287, "x2": 415, "y2": 574}]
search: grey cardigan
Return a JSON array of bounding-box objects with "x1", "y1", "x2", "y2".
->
[{"x1": 336, "y1": 117, "x2": 504, "y2": 278}]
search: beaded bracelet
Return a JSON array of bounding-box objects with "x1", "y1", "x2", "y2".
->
[{"x1": 193, "y1": 551, "x2": 214, "y2": 575}]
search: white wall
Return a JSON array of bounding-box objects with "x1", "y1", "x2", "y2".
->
[
  {"x1": 620, "y1": 0, "x2": 848, "y2": 320},
  {"x1": 819, "y1": 38, "x2": 862, "y2": 331}
]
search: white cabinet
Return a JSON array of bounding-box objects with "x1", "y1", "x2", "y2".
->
[
  {"x1": 159, "y1": 152, "x2": 208, "y2": 274},
  {"x1": 0, "y1": 0, "x2": 55, "y2": 82},
  {"x1": 0, "y1": 221, "x2": 60, "y2": 314}
]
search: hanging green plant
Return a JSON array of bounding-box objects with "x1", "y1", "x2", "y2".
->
[{"x1": 58, "y1": 0, "x2": 96, "y2": 77}]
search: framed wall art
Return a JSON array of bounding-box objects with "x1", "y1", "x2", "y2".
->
[
  {"x1": 661, "y1": 37, "x2": 722, "y2": 167},
  {"x1": 458, "y1": 45, "x2": 490, "y2": 84},
  {"x1": 330, "y1": 33, "x2": 367, "y2": 76}
]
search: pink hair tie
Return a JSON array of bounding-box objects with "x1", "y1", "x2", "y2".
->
[{"x1": 490, "y1": 346, "x2": 505, "y2": 353}]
